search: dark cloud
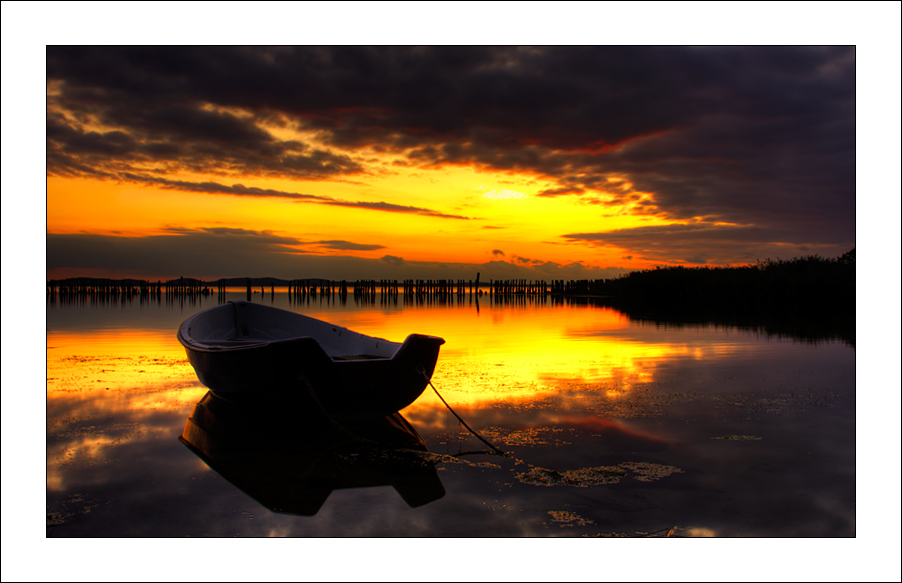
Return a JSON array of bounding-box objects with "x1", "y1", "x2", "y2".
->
[
  {"x1": 512, "y1": 255, "x2": 542, "y2": 266},
  {"x1": 189, "y1": 227, "x2": 282, "y2": 237},
  {"x1": 47, "y1": 46, "x2": 855, "y2": 256},
  {"x1": 116, "y1": 175, "x2": 468, "y2": 219},
  {"x1": 45, "y1": 227, "x2": 389, "y2": 279},
  {"x1": 563, "y1": 223, "x2": 850, "y2": 265},
  {"x1": 47, "y1": 230, "x2": 625, "y2": 281},
  {"x1": 381, "y1": 255, "x2": 405, "y2": 266},
  {"x1": 320, "y1": 199, "x2": 469, "y2": 219},
  {"x1": 311, "y1": 240, "x2": 385, "y2": 251},
  {"x1": 46, "y1": 112, "x2": 364, "y2": 181},
  {"x1": 492, "y1": 249, "x2": 505, "y2": 257},
  {"x1": 535, "y1": 186, "x2": 586, "y2": 197},
  {"x1": 122, "y1": 175, "x2": 329, "y2": 201},
  {"x1": 47, "y1": 57, "x2": 365, "y2": 182},
  {"x1": 46, "y1": 228, "x2": 305, "y2": 279}
]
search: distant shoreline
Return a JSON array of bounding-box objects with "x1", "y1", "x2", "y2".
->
[{"x1": 46, "y1": 249, "x2": 855, "y2": 305}]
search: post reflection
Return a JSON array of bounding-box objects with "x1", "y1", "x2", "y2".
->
[{"x1": 179, "y1": 390, "x2": 445, "y2": 516}]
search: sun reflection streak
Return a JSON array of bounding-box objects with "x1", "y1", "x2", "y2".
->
[{"x1": 47, "y1": 302, "x2": 764, "y2": 445}]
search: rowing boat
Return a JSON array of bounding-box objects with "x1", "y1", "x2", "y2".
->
[{"x1": 177, "y1": 301, "x2": 445, "y2": 417}]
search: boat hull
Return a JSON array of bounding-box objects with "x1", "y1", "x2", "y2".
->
[{"x1": 178, "y1": 302, "x2": 445, "y2": 417}]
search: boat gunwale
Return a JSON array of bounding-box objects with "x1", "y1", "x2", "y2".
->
[{"x1": 176, "y1": 301, "x2": 408, "y2": 357}]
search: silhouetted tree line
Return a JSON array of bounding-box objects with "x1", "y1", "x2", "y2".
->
[
  {"x1": 596, "y1": 249, "x2": 854, "y2": 309},
  {"x1": 592, "y1": 248, "x2": 856, "y2": 345}
]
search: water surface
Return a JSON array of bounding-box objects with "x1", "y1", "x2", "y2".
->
[{"x1": 46, "y1": 292, "x2": 855, "y2": 537}]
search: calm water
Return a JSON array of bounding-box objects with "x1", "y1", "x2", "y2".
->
[{"x1": 46, "y1": 291, "x2": 855, "y2": 538}]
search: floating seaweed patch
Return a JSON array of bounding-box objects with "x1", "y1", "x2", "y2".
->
[
  {"x1": 587, "y1": 526, "x2": 684, "y2": 537},
  {"x1": 586, "y1": 531, "x2": 631, "y2": 538},
  {"x1": 46, "y1": 509, "x2": 74, "y2": 527},
  {"x1": 618, "y1": 462, "x2": 685, "y2": 482},
  {"x1": 410, "y1": 450, "x2": 501, "y2": 469},
  {"x1": 546, "y1": 510, "x2": 595, "y2": 527},
  {"x1": 516, "y1": 465, "x2": 627, "y2": 487},
  {"x1": 47, "y1": 493, "x2": 102, "y2": 527},
  {"x1": 481, "y1": 425, "x2": 573, "y2": 448},
  {"x1": 516, "y1": 461, "x2": 685, "y2": 487}
]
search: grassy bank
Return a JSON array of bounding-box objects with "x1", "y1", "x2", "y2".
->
[{"x1": 593, "y1": 249, "x2": 856, "y2": 344}]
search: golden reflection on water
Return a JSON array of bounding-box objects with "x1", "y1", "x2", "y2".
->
[
  {"x1": 47, "y1": 329, "x2": 202, "y2": 396},
  {"x1": 46, "y1": 301, "x2": 741, "y2": 423},
  {"x1": 302, "y1": 302, "x2": 710, "y2": 413},
  {"x1": 45, "y1": 300, "x2": 700, "y2": 479},
  {"x1": 47, "y1": 327, "x2": 209, "y2": 492},
  {"x1": 46, "y1": 299, "x2": 774, "y2": 461}
]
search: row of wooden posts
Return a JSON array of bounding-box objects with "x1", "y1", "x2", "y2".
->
[
  {"x1": 47, "y1": 278, "x2": 213, "y2": 302},
  {"x1": 49, "y1": 275, "x2": 614, "y2": 304},
  {"x1": 284, "y1": 275, "x2": 610, "y2": 298}
]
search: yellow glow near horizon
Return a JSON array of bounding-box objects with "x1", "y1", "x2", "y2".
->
[{"x1": 47, "y1": 145, "x2": 673, "y2": 271}]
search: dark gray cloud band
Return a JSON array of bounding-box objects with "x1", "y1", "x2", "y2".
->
[
  {"x1": 46, "y1": 229, "x2": 627, "y2": 281},
  {"x1": 563, "y1": 223, "x2": 849, "y2": 265}
]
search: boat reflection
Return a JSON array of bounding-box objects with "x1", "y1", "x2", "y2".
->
[{"x1": 179, "y1": 390, "x2": 445, "y2": 516}]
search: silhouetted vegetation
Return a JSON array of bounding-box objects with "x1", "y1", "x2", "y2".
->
[{"x1": 589, "y1": 249, "x2": 856, "y2": 345}]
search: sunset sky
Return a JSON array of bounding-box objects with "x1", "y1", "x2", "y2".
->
[
  {"x1": 4, "y1": 3, "x2": 902, "y2": 577},
  {"x1": 9, "y1": 5, "x2": 896, "y2": 284}
]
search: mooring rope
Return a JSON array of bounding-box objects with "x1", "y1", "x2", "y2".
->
[{"x1": 417, "y1": 368, "x2": 509, "y2": 458}]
